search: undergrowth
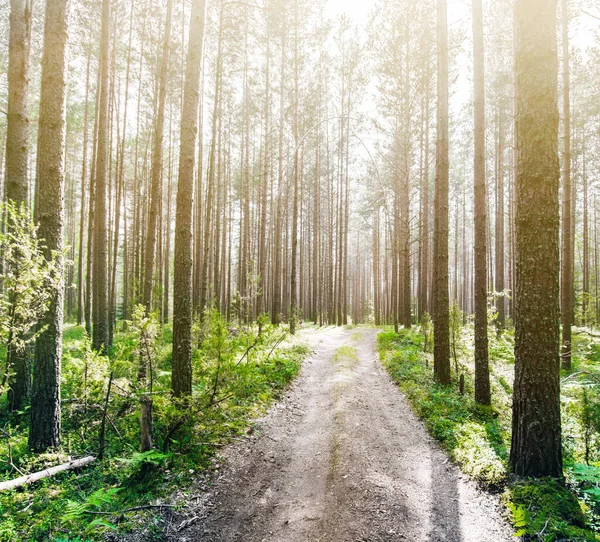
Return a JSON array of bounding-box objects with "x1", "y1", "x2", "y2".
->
[
  {"x1": 378, "y1": 321, "x2": 600, "y2": 542},
  {"x1": 0, "y1": 310, "x2": 307, "y2": 541}
]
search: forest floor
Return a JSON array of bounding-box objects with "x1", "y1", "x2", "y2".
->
[{"x1": 128, "y1": 326, "x2": 512, "y2": 541}]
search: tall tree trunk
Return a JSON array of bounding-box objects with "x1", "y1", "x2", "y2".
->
[
  {"x1": 433, "y1": 0, "x2": 451, "y2": 384},
  {"x1": 92, "y1": 0, "x2": 111, "y2": 353},
  {"x1": 290, "y1": 1, "x2": 300, "y2": 335},
  {"x1": 510, "y1": 0, "x2": 562, "y2": 478},
  {"x1": 172, "y1": 0, "x2": 205, "y2": 398},
  {"x1": 29, "y1": 0, "x2": 69, "y2": 452},
  {"x1": 472, "y1": 0, "x2": 490, "y2": 405},
  {"x1": 200, "y1": 2, "x2": 223, "y2": 315},
  {"x1": 271, "y1": 15, "x2": 285, "y2": 326},
  {"x1": 495, "y1": 107, "x2": 506, "y2": 331},
  {"x1": 257, "y1": 31, "x2": 270, "y2": 320},
  {"x1": 560, "y1": 0, "x2": 572, "y2": 369},
  {"x1": 77, "y1": 53, "x2": 91, "y2": 329},
  {"x1": 5, "y1": 0, "x2": 32, "y2": 412},
  {"x1": 143, "y1": 0, "x2": 173, "y2": 315}
]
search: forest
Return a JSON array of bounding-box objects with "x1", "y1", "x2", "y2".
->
[{"x1": 0, "y1": 0, "x2": 600, "y2": 539}]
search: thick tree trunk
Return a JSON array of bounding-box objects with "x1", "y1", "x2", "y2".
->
[
  {"x1": 510, "y1": 0, "x2": 562, "y2": 479},
  {"x1": 29, "y1": 0, "x2": 69, "y2": 452}
]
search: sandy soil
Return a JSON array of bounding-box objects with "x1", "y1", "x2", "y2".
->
[{"x1": 120, "y1": 326, "x2": 513, "y2": 542}]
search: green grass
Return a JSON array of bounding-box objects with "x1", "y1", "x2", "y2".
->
[
  {"x1": 0, "y1": 316, "x2": 307, "y2": 541},
  {"x1": 332, "y1": 345, "x2": 358, "y2": 367},
  {"x1": 378, "y1": 325, "x2": 600, "y2": 541}
]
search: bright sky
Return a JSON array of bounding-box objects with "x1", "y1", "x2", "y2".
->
[
  {"x1": 325, "y1": 0, "x2": 599, "y2": 49},
  {"x1": 325, "y1": 0, "x2": 470, "y2": 26}
]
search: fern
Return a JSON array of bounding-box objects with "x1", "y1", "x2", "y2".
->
[
  {"x1": 116, "y1": 449, "x2": 170, "y2": 468},
  {"x1": 508, "y1": 501, "x2": 531, "y2": 537},
  {"x1": 62, "y1": 487, "x2": 121, "y2": 522}
]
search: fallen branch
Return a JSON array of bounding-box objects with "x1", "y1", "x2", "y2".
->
[{"x1": 0, "y1": 456, "x2": 95, "y2": 491}]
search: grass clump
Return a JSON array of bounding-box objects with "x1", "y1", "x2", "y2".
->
[{"x1": 332, "y1": 345, "x2": 358, "y2": 368}]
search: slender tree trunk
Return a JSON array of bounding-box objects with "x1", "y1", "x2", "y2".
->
[
  {"x1": 200, "y1": 3, "x2": 223, "y2": 315},
  {"x1": 433, "y1": 0, "x2": 451, "y2": 384},
  {"x1": 92, "y1": 0, "x2": 111, "y2": 353},
  {"x1": 290, "y1": 2, "x2": 300, "y2": 335},
  {"x1": 5, "y1": 0, "x2": 32, "y2": 412},
  {"x1": 495, "y1": 107, "x2": 506, "y2": 331},
  {"x1": 143, "y1": 0, "x2": 173, "y2": 315},
  {"x1": 472, "y1": 0, "x2": 490, "y2": 405},
  {"x1": 560, "y1": 0, "x2": 572, "y2": 369},
  {"x1": 272, "y1": 17, "x2": 286, "y2": 326},
  {"x1": 77, "y1": 53, "x2": 91, "y2": 328}
]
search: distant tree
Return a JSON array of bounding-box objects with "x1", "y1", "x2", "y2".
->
[
  {"x1": 4, "y1": 0, "x2": 33, "y2": 411},
  {"x1": 92, "y1": 0, "x2": 111, "y2": 353},
  {"x1": 472, "y1": 0, "x2": 490, "y2": 405},
  {"x1": 433, "y1": 0, "x2": 451, "y2": 384}
]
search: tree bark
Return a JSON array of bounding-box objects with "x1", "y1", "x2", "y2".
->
[
  {"x1": 29, "y1": 0, "x2": 70, "y2": 452},
  {"x1": 560, "y1": 0, "x2": 572, "y2": 369},
  {"x1": 433, "y1": 0, "x2": 451, "y2": 384},
  {"x1": 172, "y1": 0, "x2": 206, "y2": 397},
  {"x1": 5, "y1": 0, "x2": 32, "y2": 412},
  {"x1": 92, "y1": 0, "x2": 111, "y2": 353},
  {"x1": 510, "y1": 0, "x2": 562, "y2": 478},
  {"x1": 472, "y1": 0, "x2": 490, "y2": 405}
]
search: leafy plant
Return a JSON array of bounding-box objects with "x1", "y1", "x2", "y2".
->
[{"x1": 0, "y1": 202, "x2": 62, "y2": 395}]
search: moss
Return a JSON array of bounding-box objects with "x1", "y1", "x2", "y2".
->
[{"x1": 505, "y1": 478, "x2": 597, "y2": 541}]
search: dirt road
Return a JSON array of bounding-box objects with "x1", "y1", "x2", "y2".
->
[{"x1": 166, "y1": 327, "x2": 513, "y2": 541}]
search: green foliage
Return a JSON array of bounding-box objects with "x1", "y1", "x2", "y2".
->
[
  {"x1": 421, "y1": 312, "x2": 433, "y2": 354},
  {"x1": 0, "y1": 310, "x2": 306, "y2": 540},
  {"x1": 0, "y1": 202, "x2": 62, "y2": 393},
  {"x1": 569, "y1": 464, "x2": 600, "y2": 532},
  {"x1": 505, "y1": 479, "x2": 595, "y2": 541},
  {"x1": 449, "y1": 301, "x2": 465, "y2": 374},
  {"x1": 332, "y1": 345, "x2": 358, "y2": 367}
]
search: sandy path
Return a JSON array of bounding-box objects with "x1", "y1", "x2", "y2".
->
[{"x1": 156, "y1": 327, "x2": 513, "y2": 541}]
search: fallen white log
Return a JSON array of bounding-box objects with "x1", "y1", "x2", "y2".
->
[{"x1": 0, "y1": 456, "x2": 95, "y2": 491}]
